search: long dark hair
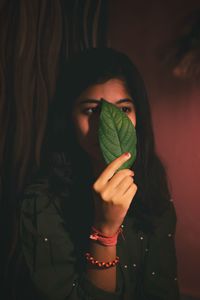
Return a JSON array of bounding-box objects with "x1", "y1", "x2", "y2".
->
[{"x1": 43, "y1": 47, "x2": 171, "y2": 233}]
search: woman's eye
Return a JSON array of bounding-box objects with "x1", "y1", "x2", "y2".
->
[
  {"x1": 82, "y1": 105, "x2": 132, "y2": 115},
  {"x1": 120, "y1": 106, "x2": 132, "y2": 113},
  {"x1": 83, "y1": 106, "x2": 100, "y2": 115}
]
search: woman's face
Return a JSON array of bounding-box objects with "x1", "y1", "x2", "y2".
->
[{"x1": 72, "y1": 78, "x2": 136, "y2": 162}]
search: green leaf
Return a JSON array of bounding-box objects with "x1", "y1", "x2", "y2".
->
[{"x1": 98, "y1": 99, "x2": 137, "y2": 170}]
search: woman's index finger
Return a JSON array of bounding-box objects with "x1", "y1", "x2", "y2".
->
[{"x1": 99, "y1": 152, "x2": 132, "y2": 184}]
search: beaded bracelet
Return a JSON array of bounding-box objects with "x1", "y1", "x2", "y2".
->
[{"x1": 85, "y1": 252, "x2": 120, "y2": 269}]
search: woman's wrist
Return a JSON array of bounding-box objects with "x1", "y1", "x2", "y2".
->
[
  {"x1": 93, "y1": 221, "x2": 123, "y2": 236},
  {"x1": 89, "y1": 226, "x2": 122, "y2": 246}
]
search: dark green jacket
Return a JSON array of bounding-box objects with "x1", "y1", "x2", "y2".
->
[{"x1": 20, "y1": 174, "x2": 180, "y2": 300}]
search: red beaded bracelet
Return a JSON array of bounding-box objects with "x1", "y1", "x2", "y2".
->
[{"x1": 85, "y1": 252, "x2": 120, "y2": 269}]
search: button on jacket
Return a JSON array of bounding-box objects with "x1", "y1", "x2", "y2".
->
[{"x1": 20, "y1": 173, "x2": 180, "y2": 300}]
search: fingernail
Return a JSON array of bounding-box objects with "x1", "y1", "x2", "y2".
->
[{"x1": 125, "y1": 152, "x2": 131, "y2": 158}]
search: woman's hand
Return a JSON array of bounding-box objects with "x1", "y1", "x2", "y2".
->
[{"x1": 92, "y1": 152, "x2": 137, "y2": 236}]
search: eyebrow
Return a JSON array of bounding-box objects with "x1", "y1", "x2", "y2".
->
[{"x1": 79, "y1": 98, "x2": 134, "y2": 105}]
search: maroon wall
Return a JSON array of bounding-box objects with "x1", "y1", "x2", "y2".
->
[{"x1": 108, "y1": 0, "x2": 200, "y2": 297}]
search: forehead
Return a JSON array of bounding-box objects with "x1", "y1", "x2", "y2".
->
[{"x1": 75, "y1": 78, "x2": 132, "y2": 104}]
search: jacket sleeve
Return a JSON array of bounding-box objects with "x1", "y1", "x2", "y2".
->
[
  {"x1": 142, "y1": 201, "x2": 180, "y2": 300},
  {"x1": 20, "y1": 181, "x2": 123, "y2": 300}
]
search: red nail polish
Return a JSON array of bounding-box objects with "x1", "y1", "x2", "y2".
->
[{"x1": 125, "y1": 152, "x2": 131, "y2": 158}]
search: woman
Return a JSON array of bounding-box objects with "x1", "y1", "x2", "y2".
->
[{"x1": 20, "y1": 48, "x2": 180, "y2": 299}]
